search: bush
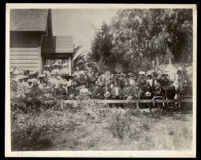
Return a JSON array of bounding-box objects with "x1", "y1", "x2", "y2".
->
[{"x1": 107, "y1": 109, "x2": 151, "y2": 141}]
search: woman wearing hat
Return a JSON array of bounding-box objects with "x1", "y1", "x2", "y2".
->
[
  {"x1": 43, "y1": 65, "x2": 51, "y2": 78},
  {"x1": 59, "y1": 63, "x2": 69, "y2": 76},
  {"x1": 51, "y1": 61, "x2": 61, "y2": 76}
]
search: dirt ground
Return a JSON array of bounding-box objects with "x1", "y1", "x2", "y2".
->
[{"x1": 47, "y1": 106, "x2": 193, "y2": 151}]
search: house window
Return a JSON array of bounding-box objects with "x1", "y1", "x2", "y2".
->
[{"x1": 45, "y1": 58, "x2": 69, "y2": 69}]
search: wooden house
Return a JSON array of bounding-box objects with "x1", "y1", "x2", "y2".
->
[{"x1": 10, "y1": 9, "x2": 74, "y2": 74}]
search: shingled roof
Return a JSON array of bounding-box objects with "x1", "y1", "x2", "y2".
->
[
  {"x1": 42, "y1": 36, "x2": 74, "y2": 54},
  {"x1": 10, "y1": 9, "x2": 49, "y2": 31}
]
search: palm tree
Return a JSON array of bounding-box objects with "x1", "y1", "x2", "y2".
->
[{"x1": 72, "y1": 46, "x2": 100, "y2": 73}]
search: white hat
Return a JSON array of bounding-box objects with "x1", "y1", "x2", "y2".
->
[
  {"x1": 28, "y1": 79, "x2": 33, "y2": 83},
  {"x1": 62, "y1": 63, "x2": 68, "y2": 67},
  {"x1": 52, "y1": 62, "x2": 60, "y2": 67},
  {"x1": 39, "y1": 74, "x2": 45, "y2": 78},
  {"x1": 29, "y1": 70, "x2": 38, "y2": 75},
  {"x1": 43, "y1": 65, "x2": 50, "y2": 68},
  {"x1": 15, "y1": 75, "x2": 27, "y2": 80},
  {"x1": 178, "y1": 66, "x2": 183, "y2": 71},
  {"x1": 139, "y1": 71, "x2": 145, "y2": 75},
  {"x1": 13, "y1": 70, "x2": 20, "y2": 75},
  {"x1": 146, "y1": 71, "x2": 152, "y2": 76}
]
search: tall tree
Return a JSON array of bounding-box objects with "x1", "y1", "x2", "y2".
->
[{"x1": 91, "y1": 22, "x2": 115, "y2": 73}]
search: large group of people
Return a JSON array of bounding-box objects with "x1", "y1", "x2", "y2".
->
[{"x1": 10, "y1": 61, "x2": 192, "y2": 103}]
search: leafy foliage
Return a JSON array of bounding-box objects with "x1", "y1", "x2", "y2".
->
[{"x1": 90, "y1": 9, "x2": 193, "y2": 73}]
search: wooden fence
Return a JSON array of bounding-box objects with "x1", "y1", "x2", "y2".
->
[{"x1": 64, "y1": 98, "x2": 192, "y2": 104}]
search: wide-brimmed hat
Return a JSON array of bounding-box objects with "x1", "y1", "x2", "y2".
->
[
  {"x1": 62, "y1": 63, "x2": 68, "y2": 67},
  {"x1": 16, "y1": 75, "x2": 28, "y2": 80},
  {"x1": 52, "y1": 62, "x2": 60, "y2": 67},
  {"x1": 12, "y1": 70, "x2": 20, "y2": 75},
  {"x1": 38, "y1": 74, "x2": 45, "y2": 78},
  {"x1": 146, "y1": 71, "x2": 152, "y2": 77},
  {"x1": 104, "y1": 91, "x2": 111, "y2": 98},
  {"x1": 29, "y1": 70, "x2": 38, "y2": 75},
  {"x1": 43, "y1": 65, "x2": 50, "y2": 68},
  {"x1": 145, "y1": 91, "x2": 152, "y2": 97},
  {"x1": 128, "y1": 72, "x2": 134, "y2": 76},
  {"x1": 139, "y1": 71, "x2": 145, "y2": 75},
  {"x1": 127, "y1": 96, "x2": 133, "y2": 100}
]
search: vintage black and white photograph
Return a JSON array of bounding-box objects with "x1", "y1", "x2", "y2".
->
[{"x1": 5, "y1": 3, "x2": 196, "y2": 157}]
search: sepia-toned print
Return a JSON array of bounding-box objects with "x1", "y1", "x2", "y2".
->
[{"x1": 5, "y1": 3, "x2": 196, "y2": 157}]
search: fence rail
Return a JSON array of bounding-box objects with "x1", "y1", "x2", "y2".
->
[{"x1": 63, "y1": 98, "x2": 192, "y2": 104}]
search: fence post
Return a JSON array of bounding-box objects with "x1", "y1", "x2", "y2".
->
[{"x1": 136, "y1": 98, "x2": 140, "y2": 110}]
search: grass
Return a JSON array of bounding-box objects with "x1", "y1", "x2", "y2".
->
[{"x1": 11, "y1": 102, "x2": 193, "y2": 151}]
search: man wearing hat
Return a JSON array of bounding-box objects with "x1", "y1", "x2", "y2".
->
[
  {"x1": 146, "y1": 71, "x2": 153, "y2": 86},
  {"x1": 153, "y1": 80, "x2": 166, "y2": 98},
  {"x1": 161, "y1": 72, "x2": 170, "y2": 87},
  {"x1": 102, "y1": 82, "x2": 112, "y2": 99},
  {"x1": 96, "y1": 80, "x2": 105, "y2": 99},
  {"x1": 91, "y1": 81, "x2": 101, "y2": 99},
  {"x1": 152, "y1": 80, "x2": 166, "y2": 109},
  {"x1": 137, "y1": 71, "x2": 146, "y2": 89}
]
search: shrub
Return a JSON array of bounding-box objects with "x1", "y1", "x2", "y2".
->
[{"x1": 107, "y1": 109, "x2": 152, "y2": 141}]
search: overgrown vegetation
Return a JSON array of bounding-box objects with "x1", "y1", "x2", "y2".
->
[{"x1": 11, "y1": 84, "x2": 192, "y2": 151}]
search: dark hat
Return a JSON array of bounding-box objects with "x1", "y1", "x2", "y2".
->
[{"x1": 177, "y1": 70, "x2": 182, "y2": 74}]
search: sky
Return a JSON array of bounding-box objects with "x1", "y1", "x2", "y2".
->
[{"x1": 52, "y1": 9, "x2": 119, "y2": 52}]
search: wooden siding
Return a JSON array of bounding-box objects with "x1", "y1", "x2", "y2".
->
[
  {"x1": 10, "y1": 32, "x2": 42, "y2": 48},
  {"x1": 10, "y1": 47, "x2": 41, "y2": 72}
]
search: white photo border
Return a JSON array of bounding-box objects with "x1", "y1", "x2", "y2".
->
[{"x1": 5, "y1": 3, "x2": 197, "y2": 158}]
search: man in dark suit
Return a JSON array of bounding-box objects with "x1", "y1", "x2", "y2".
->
[{"x1": 91, "y1": 81, "x2": 102, "y2": 99}]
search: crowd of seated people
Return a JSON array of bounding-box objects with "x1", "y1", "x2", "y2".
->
[{"x1": 10, "y1": 61, "x2": 192, "y2": 102}]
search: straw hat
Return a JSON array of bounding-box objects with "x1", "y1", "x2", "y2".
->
[
  {"x1": 145, "y1": 91, "x2": 152, "y2": 97},
  {"x1": 104, "y1": 91, "x2": 111, "y2": 98}
]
